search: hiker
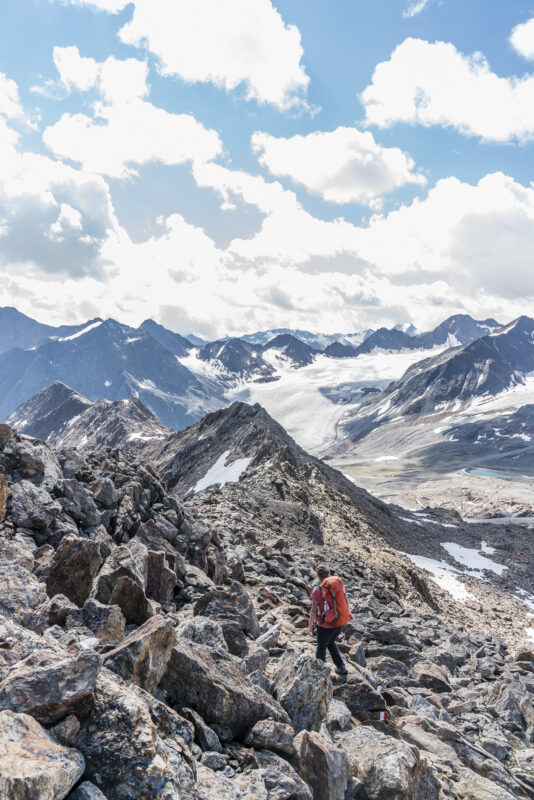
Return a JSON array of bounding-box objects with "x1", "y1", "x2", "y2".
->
[{"x1": 308, "y1": 563, "x2": 351, "y2": 676}]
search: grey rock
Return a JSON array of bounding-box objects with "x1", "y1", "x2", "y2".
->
[
  {"x1": 294, "y1": 729, "x2": 351, "y2": 800},
  {"x1": 68, "y1": 781, "x2": 108, "y2": 799},
  {"x1": 65, "y1": 598, "x2": 125, "y2": 644},
  {"x1": 9, "y1": 480, "x2": 61, "y2": 529},
  {"x1": 104, "y1": 614, "x2": 175, "y2": 693},
  {"x1": 244, "y1": 717, "x2": 296, "y2": 756},
  {"x1": 46, "y1": 534, "x2": 103, "y2": 607},
  {"x1": 274, "y1": 652, "x2": 332, "y2": 732},
  {"x1": 0, "y1": 709, "x2": 85, "y2": 800}
]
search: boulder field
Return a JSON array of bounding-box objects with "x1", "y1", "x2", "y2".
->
[{"x1": 0, "y1": 418, "x2": 533, "y2": 799}]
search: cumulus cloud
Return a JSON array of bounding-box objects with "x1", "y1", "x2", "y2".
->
[
  {"x1": 510, "y1": 17, "x2": 534, "y2": 61},
  {"x1": 43, "y1": 47, "x2": 222, "y2": 177},
  {"x1": 362, "y1": 37, "x2": 534, "y2": 142},
  {"x1": 251, "y1": 127, "x2": 426, "y2": 207},
  {"x1": 60, "y1": 0, "x2": 129, "y2": 11},
  {"x1": 59, "y1": 0, "x2": 309, "y2": 110}
]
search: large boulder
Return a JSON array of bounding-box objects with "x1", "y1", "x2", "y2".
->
[
  {"x1": 46, "y1": 534, "x2": 103, "y2": 607},
  {"x1": 76, "y1": 671, "x2": 195, "y2": 799},
  {"x1": 104, "y1": 614, "x2": 175, "y2": 693},
  {"x1": 0, "y1": 649, "x2": 101, "y2": 724},
  {"x1": 68, "y1": 782, "x2": 108, "y2": 799},
  {"x1": 337, "y1": 726, "x2": 440, "y2": 800},
  {"x1": 332, "y1": 675, "x2": 386, "y2": 721},
  {"x1": 60, "y1": 479, "x2": 101, "y2": 528},
  {"x1": 91, "y1": 541, "x2": 148, "y2": 605},
  {"x1": 8, "y1": 480, "x2": 61, "y2": 529},
  {"x1": 411, "y1": 661, "x2": 451, "y2": 694},
  {"x1": 1, "y1": 438, "x2": 62, "y2": 491},
  {"x1": 160, "y1": 639, "x2": 290, "y2": 741},
  {"x1": 109, "y1": 576, "x2": 151, "y2": 626},
  {"x1": 193, "y1": 581, "x2": 260, "y2": 639},
  {"x1": 175, "y1": 616, "x2": 228, "y2": 653},
  {"x1": 274, "y1": 652, "x2": 332, "y2": 732},
  {"x1": 0, "y1": 709, "x2": 85, "y2": 799},
  {"x1": 145, "y1": 550, "x2": 177, "y2": 604},
  {"x1": 294, "y1": 730, "x2": 351, "y2": 800}
]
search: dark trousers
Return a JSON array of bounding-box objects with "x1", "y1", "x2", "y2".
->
[{"x1": 316, "y1": 625, "x2": 345, "y2": 669}]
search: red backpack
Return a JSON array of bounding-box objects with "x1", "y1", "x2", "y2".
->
[{"x1": 320, "y1": 576, "x2": 351, "y2": 627}]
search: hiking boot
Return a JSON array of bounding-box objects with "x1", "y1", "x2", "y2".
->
[{"x1": 335, "y1": 666, "x2": 348, "y2": 676}]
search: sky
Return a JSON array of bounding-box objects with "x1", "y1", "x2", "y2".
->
[{"x1": 1, "y1": 0, "x2": 534, "y2": 338}]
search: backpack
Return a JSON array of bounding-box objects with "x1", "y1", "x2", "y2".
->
[{"x1": 320, "y1": 576, "x2": 351, "y2": 627}]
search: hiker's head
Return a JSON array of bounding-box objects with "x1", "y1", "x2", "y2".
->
[{"x1": 316, "y1": 563, "x2": 330, "y2": 582}]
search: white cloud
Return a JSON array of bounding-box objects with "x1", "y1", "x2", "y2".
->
[
  {"x1": 0, "y1": 73, "x2": 23, "y2": 118},
  {"x1": 60, "y1": 0, "x2": 129, "y2": 11},
  {"x1": 510, "y1": 17, "x2": 534, "y2": 61},
  {"x1": 362, "y1": 37, "x2": 534, "y2": 142},
  {"x1": 43, "y1": 48, "x2": 222, "y2": 177},
  {"x1": 251, "y1": 127, "x2": 426, "y2": 207},
  {"x1": 403, "y1": 0, "x2": 432, "y2": 18},
  {"x1": 60, "y1": 0, "x2": 310, "y2": 110}
]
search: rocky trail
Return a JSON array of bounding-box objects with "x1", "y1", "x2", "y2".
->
[{"x1": 1, "y1": 404, "x2": 534, "y2": 800}]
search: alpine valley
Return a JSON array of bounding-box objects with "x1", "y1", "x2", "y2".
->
[{"x1": 1, "y1": 305, "x2": 534, "y2": 800}]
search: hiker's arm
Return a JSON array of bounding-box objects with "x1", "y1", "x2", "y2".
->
[{"x1": 308, "y1": 600, "x2": 318, "y2": 636}]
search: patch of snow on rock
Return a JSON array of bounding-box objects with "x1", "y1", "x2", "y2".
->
[
  {"x1": 403, "y1": 553, "x2": 474, "y2": 602},
  {"x1": 193, "y1": 450, "x2": 252, "y2": 493},
  {"x1": 442, "y1": 542, "x2": 506, "y2": 576}
]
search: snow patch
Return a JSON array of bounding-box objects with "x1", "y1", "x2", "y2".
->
[
  {"x1": 193, "y1": 450, "x2": 253, "y2": 493},
  {"x1": 441, "y1": 542, "x2": 506, "y2": 576},
  {"x1": 58, "y1": 321, "x2": 103, "y2": 341},
  {"x1": 375, "y1": 455, "x2": 398, "y2": 462},
  {"x1": 403, "y1": 553, "x2": 474, "y2": 602}
]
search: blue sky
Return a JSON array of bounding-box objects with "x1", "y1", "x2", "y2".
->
[{"x1": 1, "y1": 0, "x2": 534, "y2": 336}]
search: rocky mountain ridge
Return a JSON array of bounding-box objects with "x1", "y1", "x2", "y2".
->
[{"x1": 1, "y1": 402, "x2": 534, "y2": 799}]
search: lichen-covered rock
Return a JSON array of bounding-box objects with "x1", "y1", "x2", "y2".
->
[
  {"x1": 60, "y1": 478, "x2": 101, "y2": 528},
  {"x1": 326, "y1": 699, "x2": 352, "y2": 733},
  {"x1": 67, "y1": 781, "x2": 108, "y2": 799},
  {"x1": 256, "y1": 749, "x2": 313, "y2": 800},
  {"x1": 175, "y1": 616, "x2": 229, "y2": 653},
  {"x1": 46, "y1": 534, "x2": 103, "y2": 607},
  {"x1": 76, "y1": 671, "x2": 195, "y2": 799},
  {"x1": 0, "y1": 649, "x2": 101, "y2": 724},
  {"x1": 104, "y1": 614, "x2": 175, "y2": 693},
  {"x1": 92, "y1": 541, "x2": 148, "y2": 605},
  {"x1": 0, "y1": 709, "x2": 85, "y2": 800},
  {"x1": 294, "y1": 730, "x2": 351, "y2": 800},
  {"x1": 244, "y1": 717, "x2": 296, "y2": 756},
  {"x1": 193, "y1": 581, "x2": 260, "y2": 639},
  {"x1": 337, "y1": 725, "x2": 440, "y2": 800},
  {"x1": 0, "y1": 562, "x2": 47, "y2": 622},
  {"x1": 411, "y1": 661, "x2": 451, "y2": 694},
  {"x1": 161, "y1": 639, "x2": 290, "y2": 741},
  {"x1": 274, "y1": 652, "x2": 332, "y2": 733}
]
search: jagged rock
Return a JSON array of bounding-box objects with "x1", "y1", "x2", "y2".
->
[
  {"x1": 109, "y1": 576, "x2": 152, "y2": 626},
  {"x1": 46, "y1": 534, "x2": 103, "y2": 607},
  {"x1": 411, "y1": 661, "x2": 451, "y2": 693},
  {"x1": 0, "y1": 473, "x2": 10, "y2": 520},
  {"x1": 76, "y1": 671, "x2": 195, "y2": 798},
  {"x1": 92, "y1": 541, "x2": 148, "y2": 605},
  {"x1": 244, "y1": 718, "x2": 296, "y2": 756},
  {"x1": 90, "y1": 476, "x2": 118, "y2": 509},
  {"x1": 67, "y1": 782, "x2": 108, "y2": 799},
  {"x1": 1, "y1": 437, "x2": 63, "y2": 491},
  {"x1": 104, "y1": 614, "x2": 175, "y2": 693},
  {"x1": 332, "y1": 675, "x2": 386, "y2": 720},
  {"x1": 60, "y1": 478, "x2": 101, "y2": 528},
  {"x1": 175, "y1": 616, "x2": 228, "y2": 652},
  {"x1": 161, "y1": 639, "x2": 290, "y2": 741},
  {"x1": 182, "y1": 706, "x2": 222, "y2": 752},
  {"x1": 0, "y1": 530, "x2": 34, "y2": 570},
  {"x1": 9, "y1": 480, "x2": 61, "y2": 529},
  {"x1": 454, "y1": 767, "x2": 519, "y2": 799},
  {"x1": 23, "y1": 593, "x2": 77, "y2": 634},
  {"x1": 220, "y1": 619, "x2": 250, "y2": 656},
  {"x1": 256, "y1": 623, "x2": 282, "y2": 650},
  {"x1": 196, "y1": 764, "x2": 269, "y2": 799},
  {"x1": 65, "y1": 598, "x2": 125, "y2": 644},
  {"x1": 146, "y1": 549, "x2": 177, "y2": 603},
  {"x1": 274, "y1": 652, "x2": 332, "y2": 733},
  {"x1": 337, "y1": 725, "x2": 440, "y2": 800},
  {"x1": 193, "y1": 581, "x2": 260, "y2": 638},
  {"x1": 0, "y1": 562, "x2": 47, "y2": 622},
  {"x1": 243, "y1": 645, "x2": 269, "y2": 673},
  {"x1": 294, "y1": 729, "x2": 351, "y2": 800},
  {"x1": 256, "y1": 749, "x2": 313, "y2": 800},
  {"x1": 0, "y1": 648, "x2": 101, "y2": 723},
  {"x1": 326, "y1": 699, "x2": 352, "y2": 732},
  {"x1": 0, "y1": 709, "x2": 85, "y2": 800},
  {"x1": 487, "y1": 682, "x2": 526, "y2": 731}
]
